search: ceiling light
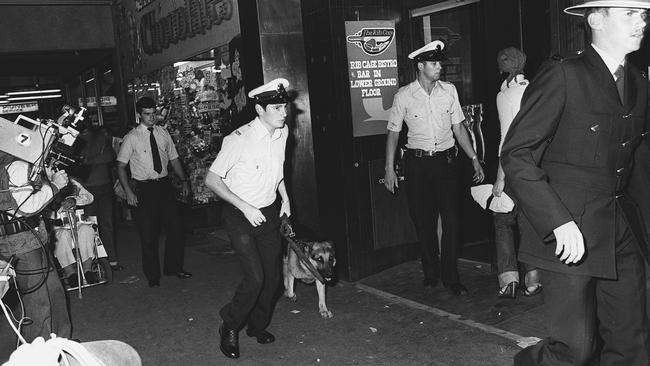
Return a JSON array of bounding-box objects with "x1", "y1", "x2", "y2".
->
[
  {"x1": 7, "y1": 89, "x2": 62, "y2": 96},
  {"x1": 8, "y1": 95, "x2": 63, "y2": 101}
]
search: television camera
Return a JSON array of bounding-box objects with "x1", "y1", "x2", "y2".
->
[{"x1": 0, "y1": 105, "x2": 86, "y2": 181}]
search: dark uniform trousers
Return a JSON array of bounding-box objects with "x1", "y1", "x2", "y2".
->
[
  {"x1": 220, "y1": 202, "x2": 281, "y2": 333},
  {"x1": 404, "y1": 151, "x2": 461, "y2": 285},
  {"x1": 131, "y1": 178, "x2": 184, "y2": 282},
  {"x1": 515, "y1": 205, "x2": 650, "y2": 366}
]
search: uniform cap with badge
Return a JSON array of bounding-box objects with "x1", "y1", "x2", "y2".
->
[
  {"x1": 408, "y1": 40, "x2": 448, "y2": 62},
  {"x1": 248, "y1": 78, "x2": 291, "y2": 105},
  {"x1": 564, "y1": 0, "x2": 650, "y2": 15}
]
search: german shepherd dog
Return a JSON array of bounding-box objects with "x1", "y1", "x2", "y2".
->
[{"x1": 283, "y1": 239, "x2": 336, "y2": 318}]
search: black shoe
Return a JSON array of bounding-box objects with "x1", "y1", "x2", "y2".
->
[
  {"x1": 445, "y1": 283, "x2": 469, "y2": 296},
  {"x1": 148, "y1": 279, "x2": 160, "y2": 287},
  {"x1": 423, "y1": 278, "x2": 438, "y2": 288},
  {"x1": 219, "y1": 323, "x2": 240, "y2": 359},
  {"x1": 164, "y1": 270, "x2": 192, "y2": 279},
  {"x1": 246, "y1": 329, "x2": 275, "y2": 344},
  {"x1": 498, "y1": 281, "x2": 518, "y2": 299}
]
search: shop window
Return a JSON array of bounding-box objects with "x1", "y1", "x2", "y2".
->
[{"x1": 126, "y1": 43, "x2": 247, "y2": 204}]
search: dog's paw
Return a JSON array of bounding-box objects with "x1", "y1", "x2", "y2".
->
[
  {"x1": 285, "y1": 293, "x2": 297, "y2": 302},
  {"x1": 319, "y1": 309, "x2": 333, "y2": 319}
]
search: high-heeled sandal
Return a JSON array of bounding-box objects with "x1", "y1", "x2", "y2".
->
[
  {"x1": 522, "y1": 283, "x2": 543, "y2": 297},
  {"x1": 497, "y1": 281, "x2": 518, "y2": 299}
]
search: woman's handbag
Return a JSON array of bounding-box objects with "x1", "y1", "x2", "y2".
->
[{"x1": 470, "y1": 184, "x2": 515, "y2": 213}]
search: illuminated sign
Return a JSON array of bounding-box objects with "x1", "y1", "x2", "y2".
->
[{"x1": 0, "y1": 102, "x2": 39, "y2": 115}]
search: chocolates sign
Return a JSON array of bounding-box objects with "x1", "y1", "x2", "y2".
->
[
  {"x1": 140, "y1": 0, "x2": 234, "y2": 55},
  {"x1": 345, "y1": 21, "x2": 399, "y2": 137},
  {"x1": 117, "y1": 0, "x2": 240, "y2": 78}
]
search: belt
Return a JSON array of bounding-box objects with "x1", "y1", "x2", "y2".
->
[
  {"x1": 135, "y1": 176, "x2": 169, "y2": 184},
  {"x1": 408, "y1": 147, "x2": 455, "y2": 158},
  {"x1": 0, "y1": 215, "x2": 41, "y2": 236}
]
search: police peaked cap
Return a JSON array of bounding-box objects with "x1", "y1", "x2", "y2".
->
[
  {"x1": 408, "y1": 40, "x2": 448, "y2": 62},
  {"x1": 564, "y1": 0, "x2": 650, "y2": 15},
  {"x1": 248, "y1": 78, "x2": 291, "y2": 104}
]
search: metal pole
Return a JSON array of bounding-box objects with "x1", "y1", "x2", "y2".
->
[{"x1": 93, "y1": 68, "x2": 104, "y2": 126}]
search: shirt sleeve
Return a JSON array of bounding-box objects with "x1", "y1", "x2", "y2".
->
[
  {"x1": 162, "y1": 129, "x2": 180, "y2": 161},
  {"x1": 7, "y1": 161, "x2": 56, "y2": 217},
  {"x1": 209, "y1": 134, "x2": 242, "y2": 178},
  {"x1": 116, "y1": 133, "x2": 134, "y2": 164},
  {"x1": 449, "y1": 85, "x2": 464, "y2": 125},
  {"x1": 387, "y1": 93, "x2": 405, "y2": 132},
  {"x1": 496, "y1": 91, "x2": 514, "y2": 156}
]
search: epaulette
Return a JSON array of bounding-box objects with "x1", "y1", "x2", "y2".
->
[{"x1": 233, "y1": 123, "x2": 253, "y2": 137}]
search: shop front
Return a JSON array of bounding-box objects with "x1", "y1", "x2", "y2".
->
[{"x1": 115, "y1": 0, "x2": 241, "y2": 229}]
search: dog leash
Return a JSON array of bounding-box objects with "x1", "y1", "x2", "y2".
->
[{"x1": 280, "y1": 216, "x2": 326, "y2": 284}]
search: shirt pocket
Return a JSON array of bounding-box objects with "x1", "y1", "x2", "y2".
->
[
  {"x1": 236, "y1": 156, "x2": 265, "y2": 181},
  {"x1": 405, "y1": 104, "x2": 426, "y2": 124},
  {"x1": 432, "y1": 95, "x2": 455, "y2": 127}
]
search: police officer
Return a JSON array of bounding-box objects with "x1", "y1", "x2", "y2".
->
[
  {"x1": 502, "y1": 1, "x2": 650, "y2": 364},
  {"x1": 383, "y1": 40, "x2": 484, "y2": 296},
  {"x1": 0, "y1": 151, "x2": 71, "y2": 342},
  {"x1": 205, "y1": 78, "x2": 293, "y2": 359}
]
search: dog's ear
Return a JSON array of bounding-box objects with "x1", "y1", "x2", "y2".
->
[{"x1": 332, "y1": 256, "x2": 337, "y2": 267}]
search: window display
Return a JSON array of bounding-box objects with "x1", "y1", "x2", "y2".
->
[{"x1": 127, "y1": 42, "x2": 247, "y2": 204}]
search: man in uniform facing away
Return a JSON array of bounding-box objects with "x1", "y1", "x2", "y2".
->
[
  {"x1": 384, "y1": 40, "x2": 485, "y2": 296},
  {"x1": 205, "y1": 78, "x2": 293, "y2": 359},
  {"x1": 502, "y1": 1, "x2": 650, "y2": 364}
]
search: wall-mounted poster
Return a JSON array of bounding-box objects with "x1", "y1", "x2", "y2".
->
[{"x1": 345, "y1": 20, "x2": 399, "y2": 137}]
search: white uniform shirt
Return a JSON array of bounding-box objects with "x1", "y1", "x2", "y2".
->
[
  {"x1": 387, "y1": 80, "x2": 464, "y2": 151},
  {"x1": 117, "y1": 124, "x2": 179, "y2": 181},
  {"x1": 209, "y1": 118, "x2": 288, "y2": 209},
  {"x1": 496, "y1": 74, "x2": 529, "y2": 156}
]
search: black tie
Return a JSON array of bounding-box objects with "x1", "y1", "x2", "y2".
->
[
  {"x1": 614, "y1": 64, "x2": 625, "y2": 105},
  {"x1": 148, "y1": 127, "x2": 162, "y2": 173}
]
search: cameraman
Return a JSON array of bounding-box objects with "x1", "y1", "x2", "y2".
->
[{"x1": 0, "y1": 150, "x2": 71, "y2": 342}]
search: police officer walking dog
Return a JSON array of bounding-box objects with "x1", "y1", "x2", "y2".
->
[
  {"x1": 384, "y1": 40, "x2": 484, "y2": 296},
  {"x1": 205, "y1": 78, "x2": 293, "y2": 359},
  {"x1": 502, "y1": 1, "x2": 650, "y2": 364}
]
